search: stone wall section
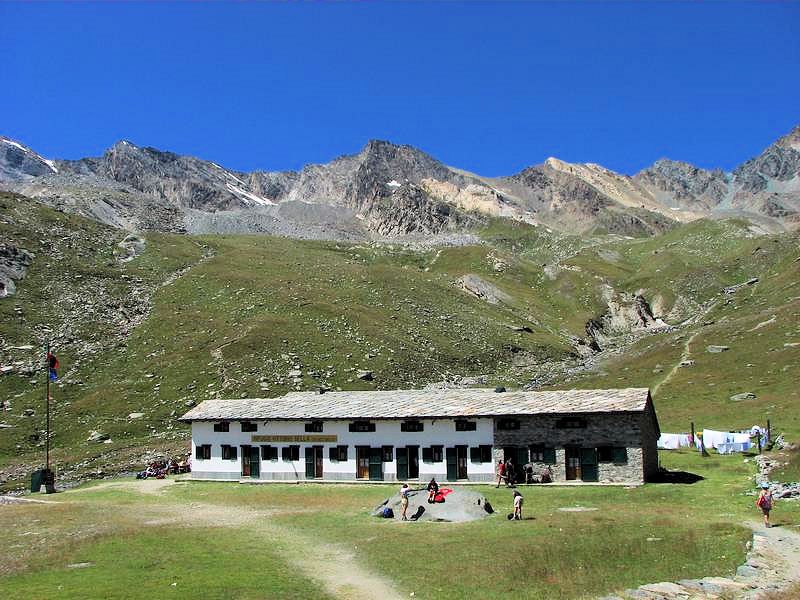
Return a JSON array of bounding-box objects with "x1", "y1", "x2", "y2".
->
[
  {"x1": 492, "y1": 412, "x2": 652, "y2": 484},
  {"x1": 639, "y1": 398, "x2": 661, "y2": 481}
]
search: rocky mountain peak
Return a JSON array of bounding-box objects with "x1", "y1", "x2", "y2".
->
[
  {"x1": 775, "y1": 125, "x2": 800, "y2": 151},
  {"x1": 0, "y1": 136, "x2": 58, "y2": 181}
]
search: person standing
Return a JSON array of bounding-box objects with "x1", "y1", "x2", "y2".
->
[
  {"x1": 496, "y1": 459, "x2": 507, "y2": 488},
  {"x1": 512, "y1": 490, "x2": 524, "y2": 520},
  {"x1": 506, "y1": 458, "x2": 515, "y2": 487},
  {"x1": 756, "y1": 483, "x2": 774, "y2": 528},
  {"x1": 399, "y1": 483, "x2": 411, "y2": 521}
]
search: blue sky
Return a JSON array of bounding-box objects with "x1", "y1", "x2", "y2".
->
[{"x1": 1, "y1": 2, "x2": 798, "y2": 176}]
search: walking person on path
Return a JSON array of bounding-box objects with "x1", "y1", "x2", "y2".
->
[
  {"x1": 496, "y1": 459, "x2": 507, "y2": 488},
  {"x1": 512, "y1": 490, "x2": 524, "y2": 520},
  {"x1": 399, "y1": 483, "x2": 412, "y2": 521},
  {"x1": 756, "y1": 483, "x2": 774, "y2": 528}
]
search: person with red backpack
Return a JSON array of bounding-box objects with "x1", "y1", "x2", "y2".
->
[{"x1": 756, "y1": 483, "x2": 774, "y2": 528}]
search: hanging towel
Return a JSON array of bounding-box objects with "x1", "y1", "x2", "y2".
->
[{"x1": 658, "y1": 433, "x2": 691, "y2": 449}]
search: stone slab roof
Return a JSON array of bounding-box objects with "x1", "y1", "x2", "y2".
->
[{"x1": 179, "y1": 388, "x2": 651, "y2": 421}]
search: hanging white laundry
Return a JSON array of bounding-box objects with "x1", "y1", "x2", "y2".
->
[
  {"x1": 658, "y1": 433, "x2": 690, "y2": 449},
  {"x1": 732, "y1": 433, "x2": 751, "y2": 445},
  {"x1": 701, "y1": 429, "x2": 733, "y2": 449}
]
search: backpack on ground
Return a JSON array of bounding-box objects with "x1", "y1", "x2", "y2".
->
[
  {"x1": 410, "y1": 506, "x2": 426, "y2": 521},
  {"x1": 382, "y1": 507, "x2": 394, "y2": 519}
]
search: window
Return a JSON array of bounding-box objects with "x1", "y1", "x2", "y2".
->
[
  {"x1": 305, "y1": 421, "x2": 323, "y2": 433},
  {"x1": 329, "y1": 445, "x2": 348, "y2": 462},
  {"x1": 213, "y1": 422, "x2": 230, "y2": 432},
  {"x1": 598, "y1": 447, "x2": 614, "y2": 463},
  {"x1": 382, "y1": 446, "x2": 393, "y2": 462},
  {"x1": 555, "y1": 417, "x2": 587, "y2": 429},
  {"x1": 241, "y1": 421, "x2": 257, "y2": 432},
  {"x1": 281, "y1": 445, "x2": 300, "y2": 461},
  {"x1": 530, "y1": 445, "x2": 556, "y2": 464},
  {"x1": 400, "y1": 420, "x2": 424, "y2": 432},
  {"x1": 261, "y1": 445, "x2": 278, "y2": 461},
  {"x1": 455, "y1": 420, "x2": 477, "y2": 432},
  {"x1": 195, "y1": 444, "x2": 211, "y2": 460},
  {"x1": 470, "y1": 445, "x2": 493, "y2": 463},
  {"x1": 349, "y1": 421, "x2": 376, "y2": 433},
  {"x1": 497, "y1": 418, "x2": 520, "y2": 430},
  {"x1": 598, "y1": 446, "x2": 627, "y2": 464},
  {"x1": 221, "y1": 444, "x2": 237, "y2": 460},
  {"x1": 422, "y1": 446, "x2": 444, "y2": 463}
]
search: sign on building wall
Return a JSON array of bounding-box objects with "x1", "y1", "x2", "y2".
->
[{"x1": 252, "y1": 435, "x2": 338, "y2": 443}]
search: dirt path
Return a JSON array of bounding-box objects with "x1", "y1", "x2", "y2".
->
[
  {"x1": 63, "y1": 480, "x2": 403, "y2": 600},
  {"x1": 652, "y1": 329, "x2": 700, "y2": 397}
]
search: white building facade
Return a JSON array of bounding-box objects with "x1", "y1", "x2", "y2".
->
[
  {"x1": 180, "y1": 387, "x2": 659, "y2": 484},
  {"x1": 189, "y1": 417, "x2": 495, "y2": 482}
]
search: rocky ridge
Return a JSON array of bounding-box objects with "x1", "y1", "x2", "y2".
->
[{"x1": 1, "y1": 126, "x2": 798, "y2": 240}]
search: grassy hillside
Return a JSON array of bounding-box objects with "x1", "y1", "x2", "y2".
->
[{"x1": 1, "y1": 192, "x2": 798, "y2": 490}]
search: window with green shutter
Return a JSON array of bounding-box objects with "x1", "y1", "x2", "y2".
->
[
  {"x1": 613, "y1": 447, "x2": 628, "y2": 464},
  {"x1": 382, "y1": 446, "x2": 393, "y2": 462},
  {"x1": 470, "y1": 447, "x2": 481, "y2": 462},
  {"x1": 221, "y1": 445, "x2": 237, "y2": 460},
  {"x1": 431, "y1": 445, "x2": 444, "y2": 462},
  {"x1": 261, "y1": 445, "x2": 278, "y2": 461},
  {"x1": 422, "y1": 447, "x2": 433, "y2": 463},
  {"x1": 480, "y1": 445, "x2": 493, "y2": 463},
  {"x1": 282, "y1": 445, "x2": 299, "y2": 461},
  {"x1": 530, "y1": 444, "x2": 556, "y2": 464},
  {"x1": 598, "y1": 447, "x2": 615, "y2": 463}
]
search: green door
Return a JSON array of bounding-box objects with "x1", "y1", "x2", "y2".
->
[
  {"x1": 580, "y1": 447, "x2": 598, "y2": 482},
  {"x1": 446, "y1": 447, "x2": 458, "y2": 481},
  {"x1": 249, "y1": 445, "x2": 260, "y2": 478},
  {"x1": 397, "y1": 447, "x2": 409, "y2": 480},
  {"x1": 305, "y1": 447, "x2": 315, "y2": 478},
  {"x1": 368, "y1": 447, "x2": 383, "y2": 481}
]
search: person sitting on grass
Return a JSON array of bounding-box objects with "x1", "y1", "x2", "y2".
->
[
  {"x1": 512, "y1": 490, "x2": 524, "y2": 520},
  {"x1": 427, "y1": 478, "x2": 439, "y2": 503},
  {"x1": 756, "y1": 483, "x2": 774, "y2": 528}
]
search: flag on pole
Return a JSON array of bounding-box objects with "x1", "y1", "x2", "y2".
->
[{"x1": 47, "y1": 352, "x2": 59, "y2": 381}]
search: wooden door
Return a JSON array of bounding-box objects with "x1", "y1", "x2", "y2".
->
[
  {"x1": 446, "y1": 447, "x2": 458, "y2": 481},
  {"x1": 241, "y1": 445, "x2": 252, "y2": 477},
  {"x1": 356, "y1": 446, "x2": 370, "y2": 479},
  {"x1": 314, "y1": 446, "x2": 323, "y2": 478},
  {"x1": 407, "y1": 445, "x2": 419, "y2": 479},
  {"x1": 565, "y1": 447, "x2": 581, "y2": 480},
  {"x1": 456, "y1": 445, "x2": 468, "y2": 479},
  {"x1": 397, "y1": 447, "x2": 408, "y2": 480},
  {"x1": 580, "y1": 447, "x2": 598, "y2": 482}
]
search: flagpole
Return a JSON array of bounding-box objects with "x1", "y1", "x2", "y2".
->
[{"x1": 45, "y1": 341, "x2": 51, "y2": 474}]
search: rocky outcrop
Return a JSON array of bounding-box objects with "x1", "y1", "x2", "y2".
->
[
  {"x1": 583, "y1": 293, "x2": 668, "y2": 352},
  {"x1": 0, "y1": 244, "x2": 33, "y2": 298},
  {"x1": 455, "y1": 274, "x2": 513, "y2": 305}
]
